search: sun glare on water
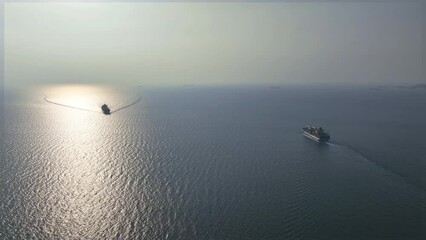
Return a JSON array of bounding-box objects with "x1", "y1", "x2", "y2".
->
[
  {"x1": 42, "y1": 84, "x2": 111, "y2": 113},
  {"x1": 36, "y1": 84, "x2": 124, "y2": 237}
]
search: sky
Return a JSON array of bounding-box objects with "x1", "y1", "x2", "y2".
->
[{"x1": 4, "y1": 1, "x2": 426, "y2": 88}]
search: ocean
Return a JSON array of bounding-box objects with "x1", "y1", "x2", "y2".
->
[{"x1": 1, "y1": 85, "x2": 426, "y2": 239}]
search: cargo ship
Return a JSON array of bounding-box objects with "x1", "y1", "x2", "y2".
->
[
  {"x1": 101, "y1": 104, "x2": 111, "y2": 115},
  {"x1": 303, "y1": 125, "x2": 330, "y2": 142}
]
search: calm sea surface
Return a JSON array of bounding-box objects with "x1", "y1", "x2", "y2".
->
[{"x1": 1, "y1": 85, "x2": 426, "y2": 239}]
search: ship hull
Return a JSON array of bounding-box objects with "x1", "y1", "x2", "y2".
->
[
  {"x1": 303, "y1": 131, "x2": 329, "y2": 142},
  {"x1": 303, "y1": 132, "x2": 320, "y2": 142}
]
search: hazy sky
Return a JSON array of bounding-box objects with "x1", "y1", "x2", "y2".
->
[{"x1": 4, "y1": 1, "x2": 425, "y2": 87}]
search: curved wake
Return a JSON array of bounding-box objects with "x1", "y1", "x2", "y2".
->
[
  {"x1": 44, "y1": 97, "x2": 100, "y2": 113},
  {"x1": 111, "y1": 97, "x2": 142, "y2": 113},
  {"x1": 44, "y1": 97, "x2": 142, "y2": 114}
]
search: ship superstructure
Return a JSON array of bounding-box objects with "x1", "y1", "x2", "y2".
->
[{"x1": 303, "y1": 125, "x2": 330, "y2": 142}]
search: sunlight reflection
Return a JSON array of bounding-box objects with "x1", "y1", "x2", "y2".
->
[
  {"x1": 42, "y1": 84, "x2": 105, "y2": 112},
  {"x1": 41, "y1": 84, "x2": 141, "y2": 114},
  {"x1": 39, "y1": 84, "x2": 119, "y2": 237}
]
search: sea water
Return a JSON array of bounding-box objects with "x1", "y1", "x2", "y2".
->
[{"x1": 1, "y1": 85, "x2": 425, "y2": 239}]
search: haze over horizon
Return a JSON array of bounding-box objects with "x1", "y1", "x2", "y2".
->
[
  {"x1": 4, "y1": 1, "x2": 426, "y2": 88},
  {"x1": 3, "y1": 2, "x2": 426, "y2": 239}
]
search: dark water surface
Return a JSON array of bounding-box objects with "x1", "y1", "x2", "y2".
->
[{"x1": 1, "y1": 85, "x2": 426, "y2": 239}]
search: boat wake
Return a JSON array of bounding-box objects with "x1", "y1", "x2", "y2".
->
[
  {"x1": 325, "y1": 140, "x2": 379, "y2": 167},
  {"x1": 110, "y1": 97, "x2": 142, "y2": 113},
  {"x1": 326, "y1": 141, "x2": 370, "y2": 160},
  {"x1": 44, "y1": 97, "x2": 99, "y2": 113},
  {"x1": 326, "y1": 140, "x2": 426, "y2": 192},
  {"x1": 44, "y1": 96, "x2": 141, "y2": 114},
  {"x1": 325, "y1": 141, "x2": 341, "y2": 148}
]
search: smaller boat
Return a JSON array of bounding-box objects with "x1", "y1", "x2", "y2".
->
[
  {"x1": 303, "y1": 125, "x2": 330, "y2": 142},
  {"x1": 101, "y1": 104, "x2": 111, "y2": 115}
]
